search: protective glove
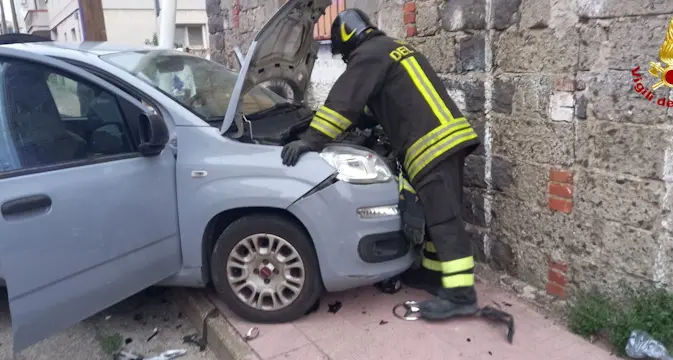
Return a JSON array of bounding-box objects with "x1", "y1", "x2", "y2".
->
[{"x1": 281, "y1": 140, "x2": 315, "y2": 166}]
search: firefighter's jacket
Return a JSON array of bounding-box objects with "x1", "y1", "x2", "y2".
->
[{"x1": 303, "y1": 34, "x2": 480, "y2": 183}]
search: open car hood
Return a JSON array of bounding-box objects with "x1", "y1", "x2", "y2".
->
[{"x1": 221, "y1": 0, "x2": 331, "y2": 133}]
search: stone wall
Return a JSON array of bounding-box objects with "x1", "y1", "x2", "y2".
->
[{"x1": 207, "y1": 0, "x2": 673, "y2": 299}]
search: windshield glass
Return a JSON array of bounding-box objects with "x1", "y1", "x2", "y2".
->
[{"x1": 100, "y1": 50, "x2": 288, "y2": 120}]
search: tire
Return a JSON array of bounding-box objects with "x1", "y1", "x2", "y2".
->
[{"x1": 210, "y1": 214, "x2": 323, "y2": 323}]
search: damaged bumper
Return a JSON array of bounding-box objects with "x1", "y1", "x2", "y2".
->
[{"x1": 288, "y1": 178, "x2": 414, "y2": 292}]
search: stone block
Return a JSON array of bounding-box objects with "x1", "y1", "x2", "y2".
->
[
  {"x1": 495, "y1": 29, "x2": 579, "y2": 73},
  {"x1": 492, "y1": 74, "x2": 553, "y2": 118},
  {"x1": 408, "y1": 33, "x2": 456, "y2": 73},
  {"x1": 492, "y1": 115, "x2": 574, "y2": 166},
  {"x1": 574, "y1": 217, "x2": 658, "y2": 281},
  {"x1": 576, "y1": 121, "x2": 672, "y2": 179},
  {"x1": 491, "y1": 155, "x2": 515, "y2": 193},
  {"x1": 351, "y1": 0, "x2": 379, "y2": 18},
  {"x1": 456, "y1": 33, "x2": 485, "y2": 73},
  {"x1": 463, "y1": 188, "x2": 487, "y2": 227},
  {"x1": 519, "y1": 0, "x2": 550, "y2": 29},
  {"x1": 603, "y1": 16, "x2": 673, "y2": 71},
  {"x1": 494, "y1": 158, "x2": 547, "y2": 208},
  {"x1": 206, "y1": 0, "x2": 223, "y2": 16},
  {"x1": 549, "y1": 91, "x2": 575, "y2": 122},
  {"x1": 578, "y1": 22, "x2": 608, "y2": 71},
  {"x1": 467, "y1": 113, "x2": 486, "y2": 156},
  {"x1": 209, "y1": 34, "x2": 226, "y2": 51},
  {"x1": 464, "y1": 154, "x2": 486, "y2": 189},
  {"x1": 492, "y1": 77, "x2": 514, "y2": 114},
  {"x1": 239, "y1": 0, "x2": 259, "y2": 10},
  {"x1": 442, "y1": 75, "x2": 486, "y2": 112},
  {"x1": 441, "y1": 0, "x2": 486, "y2": 31},
  {"x1": 489, "y1": 236, "x2": 516, "y2": 273},
  {"x1": 574, "y1": 170, "x2": 664, "y2": 230},
  {"x1": 577, "y1": 70, "x2": 669, "y2": 125},
  {"x1": 492, "y1": 0, "x2": 521, "y2": 30},
  {"x1": 491, "y1": 195, "x2": 575, "y2": 286},
  {"x1": 466, "y1": 223, "x2": 488, "y2": 262},
  {"x1": 377, "y1": 2, "x2": 405, "y2": 38},
  {"x1": 575, "y1": 0, "x2": 673, "y2": 18},
  {"x1": 208, "y1": 14, "x2": 225, "y2": 34},
  {"x1": 415, "y1": 0, "x2": 440, "y2": 36}
]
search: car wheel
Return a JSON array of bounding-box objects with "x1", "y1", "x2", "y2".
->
[{"x1": 210, "y1": 214, "x2": 322, "y2": 323}]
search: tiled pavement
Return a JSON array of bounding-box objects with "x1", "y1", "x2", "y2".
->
[{"x1": 210, "y1": 283, "x2": 619, "y2": 360}]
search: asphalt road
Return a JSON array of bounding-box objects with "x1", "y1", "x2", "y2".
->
[{"x1": 0, "y1": 287, "x2": 218, "y2": 360}]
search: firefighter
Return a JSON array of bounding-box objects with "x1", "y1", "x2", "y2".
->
[{"x1": 281, "y1": 8, "x2": 480, "y2": 319}]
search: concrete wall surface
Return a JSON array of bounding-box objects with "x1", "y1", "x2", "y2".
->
[{"x1": 206, "y1": 0, "x2": 673, "y2": 299}]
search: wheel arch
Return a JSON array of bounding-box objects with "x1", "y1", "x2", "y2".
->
[{"x1": 201, "y1": 207, "x2": 321, "y2": 286}]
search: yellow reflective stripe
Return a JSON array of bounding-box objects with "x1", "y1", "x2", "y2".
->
[
  {"x1": 400, "y1": 56, "x2": 455, "y2": 125},
  {"x1": 398, "y1": 173, "x2": 416, "y2": 194},
  {"x1": 407, "y1": 128, "x2": 479, "y2": 181},
  {"x1": 364, "y1": 105, "x2": 372, "y2": 116},
  {"x1": 404, "y1": 118, "x2": 470, "y2": 170},
  {"x1": 440, "y1": 256, "x2": 474, "y2": 274},
  {"x1": 424, "y1": 242, "x2": 437, "y2": 253},
  {"x1": 309, "y1": 118, "x2": 340, "y2": 139},
  {"x1": 442, "y1": 274, "x2": 475, "y2": 288},
  {"x1": 422, "y1": 257, "x2": 442, "y2": 272},
  {"x1": 317, "y1": 106, "x2": 352, "y2": 130}
]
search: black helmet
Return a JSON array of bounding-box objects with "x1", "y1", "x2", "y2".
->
[{"x1": 330, "y1": 8, "x2": 377, "y2": 61}]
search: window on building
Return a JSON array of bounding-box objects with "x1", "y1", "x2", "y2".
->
[
  {"x1": 64, "y1": 32, "x2": 67, "y2": 41},
  {"x1": 314, "y1": 0, "x2": 346, "y2": 41},
  {"x1": 174, "y1": 25, "x2": 204, "y2": 48},
  {"x1": 71, "y1": 28, "x2": 76, "y2": 41}
]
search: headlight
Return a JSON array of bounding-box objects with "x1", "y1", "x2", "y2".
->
[{"x1": 320, "y1": 144, "x2": 393, "y2": 184}]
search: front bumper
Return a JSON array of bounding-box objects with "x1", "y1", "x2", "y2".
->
[{"x1": 288, "y1": 177, "x2": 414, "y2": 292}]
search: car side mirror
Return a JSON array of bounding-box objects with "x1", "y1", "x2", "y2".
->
[
  {"x1": 138, "y1": 113, "x2": 169, "y2": 157},
  {"x1": 90, "y1": 124, "x2": 125, "y2": 155}
]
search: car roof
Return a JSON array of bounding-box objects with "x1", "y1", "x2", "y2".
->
[{"x1": 0, "y1": 41, "x2": 156, "y2": 58}]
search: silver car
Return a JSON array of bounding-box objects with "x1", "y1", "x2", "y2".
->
[{"x1": 0, "y1": 0, "x2": 413, "y2": 352}]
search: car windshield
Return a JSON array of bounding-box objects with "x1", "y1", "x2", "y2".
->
[{"x1": 100, "y1": 50, "x2": 288, "y2": 120}]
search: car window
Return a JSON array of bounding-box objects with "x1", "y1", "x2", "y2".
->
[
  {"x1": 101, "y1": 50, "x2": 287, "y2": 120},
  {"x1": 0, "y1": 60, "x2": 136, "y2": 173}
]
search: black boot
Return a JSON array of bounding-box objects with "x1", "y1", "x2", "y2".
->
[
  {"x1": 417, "y1": 287, "x2": 478, "y2": 320},
  {"x1": 400, "y1": 267, "x2": 441, "y2": 296}
]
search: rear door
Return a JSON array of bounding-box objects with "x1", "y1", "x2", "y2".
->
[{"x1": 0, "y1": 47, "x2": 182, "y2": 352}]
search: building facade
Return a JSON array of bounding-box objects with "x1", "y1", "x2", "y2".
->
[{"x1": 23, "y1": 0, "x2": 208, "y2": 51}]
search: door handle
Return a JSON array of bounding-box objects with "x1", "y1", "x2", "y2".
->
[{"x1": 1, "y1": 194, "x2": 52, "y2": 219}]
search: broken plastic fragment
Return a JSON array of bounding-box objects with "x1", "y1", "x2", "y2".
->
[
  {"x1": 625, "y1": 330, "x2": 672, "y2": 360},
  {"x1": 244, "y1": 327, "x2": 259, "y2": 342}
]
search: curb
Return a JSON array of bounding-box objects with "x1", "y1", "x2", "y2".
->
[{"x1": 174, "y1": 289, "x2": 262, "y2": 360}]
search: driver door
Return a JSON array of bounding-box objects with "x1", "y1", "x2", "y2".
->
[{"x1": 0, "y1": 47, "x2": 182, "y2": 352}]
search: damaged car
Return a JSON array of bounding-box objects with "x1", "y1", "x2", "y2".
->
[{"x1": 0, "y1": 0, "x2": 413, "y2": 353}]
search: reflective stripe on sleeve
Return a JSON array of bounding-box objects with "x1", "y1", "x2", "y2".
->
[
  {"x1": 309, "y1": 117, "x2": 341, "y2": 139},
  {"x1": 317, "y1": 106, "x2": 352, "y2": 131},
  {"x1": 400, "y1": 56, "x2": 456, "y2": 125}
]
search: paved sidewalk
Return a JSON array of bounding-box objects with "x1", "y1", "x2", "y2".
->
[{"x1": 209, "y1": 283, "x2": 619, "y2": 360}]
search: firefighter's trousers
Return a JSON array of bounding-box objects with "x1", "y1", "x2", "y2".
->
[{"x1": 413, "y1": 151, "x2": 477, "y2": 304}]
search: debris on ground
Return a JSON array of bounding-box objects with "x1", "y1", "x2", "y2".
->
[
  {"x1": 379, "y1": 320, "x2": 388, "y2": 325},
  {"x1": 328, "y1": 301, "x2": 342, "y2": 314},
  {"x1": 244, "y1": 327, "x2": 260, "y2": 342},
  {"x1": 625, "y1": 330, "x2": 672, "y2": 360},
  {"x1": 115, "y1": 349, "x2": 187, "y2": 360},
  {"x1": 147, "y1": 328, "x2": 159, "y2": 342},
  {"x1": 182, "y1": 334, "x2": 205, "y2": 351},
  {"x1": 375, "y1": 276, "x2": 402, "y2": 294}
]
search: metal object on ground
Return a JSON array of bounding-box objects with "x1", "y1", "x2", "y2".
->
[
  {"x1": 244, "y1": 327, "x2": 259, "y2": 342},
  {"x1": 392, "y1": 302, "x2": 515, "y2": 343},
  {"x1": 226, "y1": 233, "x2": 306, "y2": 311},
  {"x1": 392, "y1": 301, "x2": 421, "y2": 321}
]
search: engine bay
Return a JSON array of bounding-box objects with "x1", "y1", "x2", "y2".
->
[{"x1": 222, "y1": 103, "x2": 398, "y2": 169}]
